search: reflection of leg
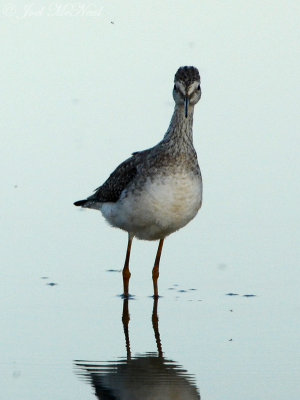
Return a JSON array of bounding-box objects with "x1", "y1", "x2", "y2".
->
[
  {"x1": 152, "y1": 239, "x2": 164, "y2": 298},
  {"x1": 152, "y1": 297, "x2": 163, "y2": 357},
  {"x1": 123, "y1": 235, "x2": 133, "y2": 296},
  {"x1": 122, "y1": 298, "x2": 131, "y2": 360}
]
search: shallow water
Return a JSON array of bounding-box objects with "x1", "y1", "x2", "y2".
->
[
  {"x1": 1, "y1": 1, "x2": 300, "y2": 398},
  {"x1": 2, "y1": 252, "x2": 299, "y2": 400},
  {"x1": 75, "y1": 299, "x2": 200, "y2": 399}
]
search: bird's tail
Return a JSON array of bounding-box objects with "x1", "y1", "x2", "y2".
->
[{"x1": 74, "y1": 199, "x2": 87, "y2": 207}]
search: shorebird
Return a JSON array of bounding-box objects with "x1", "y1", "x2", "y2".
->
[{"x1": 74, "y1": 66, "x2": 202, "y2": 297}]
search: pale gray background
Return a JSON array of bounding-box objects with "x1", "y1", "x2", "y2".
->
[{"x1": 1, "y1": 1, "x2": 299, "y2": 399}]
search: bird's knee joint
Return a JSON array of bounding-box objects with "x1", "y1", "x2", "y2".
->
[
  {"x1": 152, "y1": 269, "x2": 159, "y2": 280},
  {"x1": 123, "y1": 269, "x2": 131, "y2": 280}
]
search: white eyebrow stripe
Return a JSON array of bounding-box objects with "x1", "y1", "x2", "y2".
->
[
  {"x1": 188, "y1": 81, "x2": 200, "y2": 95},
  {"x1": 175, "y1": 80, "x2": 200, "y2": 96},
  {"x1": 176, "y1": 81, "x2": 186, "y2": 94}
]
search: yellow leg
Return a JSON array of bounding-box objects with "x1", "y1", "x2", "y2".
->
[
  {"x1": 152, "y1": 239, "x2": 164, "y2": 298},
  {"x1": 123, "y1": 235, "x2": 132, "y2": 297}
]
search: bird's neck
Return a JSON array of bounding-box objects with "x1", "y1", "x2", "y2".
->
[{"x1": 163, "y1": 104, "x2": 195, "y2": 148}]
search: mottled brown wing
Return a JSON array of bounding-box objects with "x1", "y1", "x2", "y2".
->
[{"x1": 91, "y1": 156, "x2": 138, "y2": 203}]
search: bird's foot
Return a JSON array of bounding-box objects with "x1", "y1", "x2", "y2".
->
[{"x1": 118, "y1": 293, "x2": 136, "y2": 300}]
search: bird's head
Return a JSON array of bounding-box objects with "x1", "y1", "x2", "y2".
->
[{"x1": 173, "y1": 66, "x2": 201, "y2": 118}]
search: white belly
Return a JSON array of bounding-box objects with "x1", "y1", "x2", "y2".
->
[{"x1": 100, "y1": 173, "x2": 202, "y2": 240}]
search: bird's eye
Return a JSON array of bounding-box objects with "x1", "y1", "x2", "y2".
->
[
  {"x1": 173, "y1": 84, "x2": 177, "y2": 91},
  {"x1": 197, "y1": 85, "x2": 200, "y2": 90}
]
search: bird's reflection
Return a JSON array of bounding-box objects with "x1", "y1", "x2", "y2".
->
[{"x1": 75, "y1": 299, "x2": 200, "y2": 399}]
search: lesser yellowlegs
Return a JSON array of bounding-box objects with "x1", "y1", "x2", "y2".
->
[{"x1": 74, "y1": 66, "x2": 202, "y2": 297}]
